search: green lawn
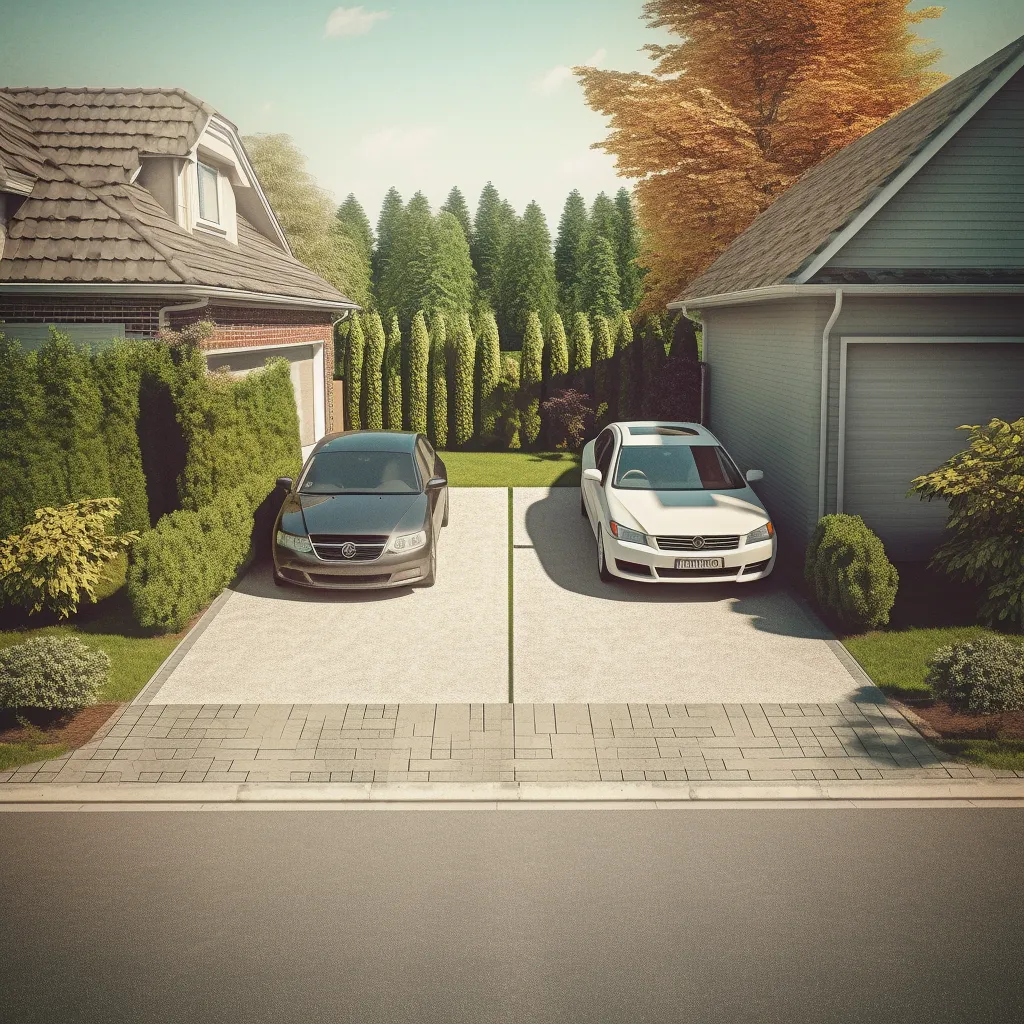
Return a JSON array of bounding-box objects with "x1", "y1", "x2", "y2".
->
[
  {"x1": 440, "y1": 450, "x2": 581, "y2": 487},
  {"x1": 0, "y1": 739, "x2": 69, "y2": 772}
]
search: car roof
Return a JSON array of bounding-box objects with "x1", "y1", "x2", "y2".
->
[
  {"x1": 612, "y1": 421, "x2": 720, "y2": 446},
  {"x1": 315, "y1": 430, "x2": 420, "y2": 454}
]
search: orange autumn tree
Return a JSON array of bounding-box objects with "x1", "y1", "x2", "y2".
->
[{"x1": 575, "y1": 1, "x2": 945, "y2": 312}]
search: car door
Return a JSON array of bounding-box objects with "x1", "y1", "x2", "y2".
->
[{"x1": 584, "y1": 428, "x2": 615, "y2": 538}]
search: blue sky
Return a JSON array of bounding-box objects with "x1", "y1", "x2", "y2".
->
[{"x1": 3, "y1": 1, "x2": 1023, "y2": 229}]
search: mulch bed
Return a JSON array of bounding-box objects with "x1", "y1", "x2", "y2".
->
[
  {"x1": 0, "y1": 703, "x2": 122, "y2": 748},
  {"x1": 896, "y1": 699, "x2": 1024, "y2": 742}
]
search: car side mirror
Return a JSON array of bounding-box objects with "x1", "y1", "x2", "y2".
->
[
  {"x1": 276, "y1": 477, "x2": 293, "y2": 491},
  {"x1": 582, "y1": 468, "x2": 603, "y2": 483},
  {"x1": 745, "y1": 469, "x2": 764, "y2": 483},
  {"x1": 426, "y1": 476, "x2": 447, "y2": 489}
]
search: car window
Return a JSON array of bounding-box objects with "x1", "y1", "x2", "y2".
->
[
  {"x1": 613, "y1": 445, "x2": 744, "y2": 491},
  {"x1": 414, "y1": 440, "x2": 433, "y2": 482},
  {"x1": 299, "y1": 451, "x2": 420, "y2": 494},
  {"x1": 594, "y1": 429, "x2": 614, "y2": 476}
]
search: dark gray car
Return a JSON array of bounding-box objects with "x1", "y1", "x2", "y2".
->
[{"x1": 272, "y1": 431, "x2": 448, "y2": 590}]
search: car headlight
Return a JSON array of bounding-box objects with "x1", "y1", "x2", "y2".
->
[
  {"x1": 609, "y1": 521, "x2": 649, "y2": 546},
  {"x1": 746, "y1": 522, "x2": 774, "y2": 545},
  {"x1": 276, "y1": 530, "x2": 312, "y2": 553},
  {"x1": 389, "y1": 529, "x2": 427, "y2": 553}
]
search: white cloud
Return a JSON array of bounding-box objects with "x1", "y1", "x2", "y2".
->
[
  {"x1": 325, "y1": 6, "x2": 391, "y2": 38},
  {"x1": 534, "y1": 47, "x2": 606, "y2": 94},
  {"x1": 356, "y1": 126, "x2": 439, "y2": 164}
]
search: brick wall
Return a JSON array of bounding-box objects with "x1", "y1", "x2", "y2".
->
[{"x1": 0, "y1": 296, "x2": 162, "y2": 334}]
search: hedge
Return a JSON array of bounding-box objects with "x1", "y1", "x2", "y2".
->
[
  {"x1": 384, "y1": 315, "x2": 403, "y2": 431},
  {"x1": 616, "y1": 312, "x2": 637, "y2": 420},
  {"x1": 363, "y1": 311, "x2": 386, "y2": 431},
  {"x1": 519, "y1": 311, "x2": 543, "y2": 446},
  {"x1": 428, "y1": 313, "x2": 448, "y2": 448},
  {"x1": 477, "y1": 310, "x2": 501, "y2": 441},
  {"x1": 546, "y1": 312, "x2": 569, "y2": 381},
  {"x1": 452, "y1": 312, "x2": 475, "y2": 447},
  {"x1": 570, "y1": 312, "x2": 593, "y2": 374},
  {"x1": 408, "y1": 311, "x2": 429, "y2": 434},
  {"x1": 344, "y1": 314, "x2": 365, "y2": 430},
  {"x1": 592, "y1": 313, "x2": 615, "y2": 424}
]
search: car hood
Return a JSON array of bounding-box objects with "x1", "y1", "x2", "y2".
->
[
  {"x1": 279, "y1": 492, "x2": 426, "y2": 536},
  {"x1": 609, "y1": 488, "x2": 769, "y2": 536}
]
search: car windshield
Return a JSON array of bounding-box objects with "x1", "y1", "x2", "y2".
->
[
  {"x1": 613, "y1": 444, "x2": 744, "y2": 491},
  {"x1": 299, "y1": 451, "x2": 420, "y2": 494}
]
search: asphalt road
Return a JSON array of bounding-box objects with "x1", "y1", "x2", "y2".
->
[{"x1": 3, "y1": 809, "x2": 1023, "y2": 1023}]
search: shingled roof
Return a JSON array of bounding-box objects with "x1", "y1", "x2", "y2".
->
[
  {"x1": 680, "y1": 35, "x2": 1024, "y2": 303},
  {"x1": 0, "y1": 87, "x2": 355, "y2": 307}
]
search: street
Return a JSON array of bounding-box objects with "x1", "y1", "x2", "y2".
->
[{"x1": 3, "y1": 808, "x2": 1023, "y2": 1023}]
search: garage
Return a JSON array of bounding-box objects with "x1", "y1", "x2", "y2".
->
[{"x1": 840, "y1": 338, "x2": 1024, "y2": 559}]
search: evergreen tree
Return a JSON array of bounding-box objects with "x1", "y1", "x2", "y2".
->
[
  {"x1": 424, "y1": 211, "x2": 477, "y2": 322},
  {"x1": 384, "y1": 315, "x2": 403, "y2": 430},
  {"x1": 428, "y1": 313, "x2": 448, "y2": 448},
  {"x1": 373, "y1": 186, "x2": 404, "y2": 299},
  {"x1": 336, "y1": 194, "x2": 373, "y2": 263},
  {"x1": 613, "y1": 187, "x2": 644, "y2": 310},
  {"x1": 616, "y1": 312, "x2": 639, "y2": 420},
  {"x1": 498, "y1": 355, "x2": 521, "y2": 450},
  {"x1": 495, "y1": 201, "x2": 556, "y2": 346},
  {"x1": 519, "y1": 311, "x2": 544, "y2": 446},
  {"x1": 639, "y1": 316, "x2": 666, "y2": 417},
  {"x1": 441, "y1": 186, "x2": 473, "y2": 245},
  {"x1": 570, "y1": 312, "x2": 593, "y2": 375},
  {"x1": 452, "y1": 312, "x2": 476, "y2": 448},
  {"x1": 378, "y1": 192, "x2": 433, "y2": 324},
  {"x1": 579, "y1": 233, "x2": 622, "y2": 321},
  {"x1": 592, "y1": 314, "x2": 616, "y2": 424},
  {"x1": 590, "y1": 191, "x2": 622, "y2": 247},
  {"x1": 471, "y1": 182, "x2": 514, "y2": 304},
  {"x1": 670, "y1": 313, "x2": 700, "y2": 363},
  {"x1": 546, "y1": 312, "x2": 569, "y2": 382},
  {"x1": 554, "y1": 189, "x2": 590, "y2": 317},
  {"x1": 344, "y1": 314, "x2": 365, "y2": 430},
  {"x1": 363, "y1": 311, "x2": 386, "y2": 430},
  {"x1": 477, "y1": 310, "x2": 502, "y2": 441},
  {"x1": 408, "y1": 311, "x2": 429, "y2": 434}
]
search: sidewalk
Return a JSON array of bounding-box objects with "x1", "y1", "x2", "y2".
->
[{"x1": 4, "y1": 699, "x2": 1018, "y2": 786}]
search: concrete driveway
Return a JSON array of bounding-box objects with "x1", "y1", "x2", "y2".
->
[{"x1": 145, "y1": 486, "x2": 875, "y2": 706}]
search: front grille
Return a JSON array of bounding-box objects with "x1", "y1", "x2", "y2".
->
[
  {"x1": 306, "y1": 572, "x2": 391, "y2": 586},
  {"x1": 309, "y1": 534, "x2": 388, "y2": 562},
  {"x1": 615, "y1": 559, "x2": 653, "y2": 577},
  {"x1": 655, "y1": 534, "x2": 740, "y2": 551},
  {"x1": 656, "y1": 566, "x2": 739, "y2": 579},
  {"x1": 742, "y1": 559, "x2": 771, "y2": 575}
]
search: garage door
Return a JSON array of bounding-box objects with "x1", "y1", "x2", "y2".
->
[
  {"x1": 205, "y1": 344, "x2": 321, "y2": 449},
  {"x1": 842, "y1": 341, "x2": 1024, "y2": 560}
]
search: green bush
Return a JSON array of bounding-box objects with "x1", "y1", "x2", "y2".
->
[
  {"x1": 408, "y1": 311, "x2": 429, "y2": 434},
  {"x1": 926, "y1": 636, "x2": 1024, "y2": 714},
  {"x1": 0, "y1": 498, "x2": 137, "y2": 619},
  {"x1": 570, "y1": 312, "x2": 593, "y2": 374},
  {"x1": 519, "y1": 311, "x2": 543, "y2": 446},
  {"x1": 452, "y1": 312, "x2": 475, "y2": 447},
  {"x1": 384, "y1": 315, "x2": 403, "y2": 431},
  {"x1": 805, "y1": 514, "x2": 899, "y2": 631},
  {"x1": 546, "y1": 312, "x2": 569, "y2": 381},
  {"x1": 592, "y1": 313, "x2": 615, "y2": 425},
  {"x1": 343, "y1": 314, "x2": 365, "y2": 430},
  {"x1": 911, "y1": 417, "x2": 1024, "y2": 629},
  {"x1": 363, "y1": 311, "x2": 386, "y2": 431},
  {"x1": 0, "y1": 636, "x2": 108, "y2": 710},
  {"x1": 477, "y1": 310, "x2": 501, "y2": 441},
  {"x1": 496, "y1": 355, "x2": 522, "y2": 450},
  {"x1": 428, "y1": 313, "x2": 448, "y2": 448}
]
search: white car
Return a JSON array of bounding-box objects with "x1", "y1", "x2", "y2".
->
[{"x1": 580, "y1": 421, "x2": 776, "y2": 583}]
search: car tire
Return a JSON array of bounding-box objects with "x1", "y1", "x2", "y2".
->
[
  {"x1": 417, "y1": 539, "x2": 437, "y2": 588},
  {"x1": 442, "y1": 493, "x2": 449, "y2": 527},
  {"x1": 597, "y1": 529, "x2": 614, "y2": 583},
  {"x1": 580, "y1": 490, "x2": 587, "y2": 517}
]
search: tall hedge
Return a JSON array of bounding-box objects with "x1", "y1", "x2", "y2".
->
[
  {"x1": 363, "y1": 311, "x2": 386, "y2": 431},
  {"x1": 477, "y1": 310, "x2": 501, "y2": 441},
  {"x1": 384, "y1": 315, "x2": 403, "y2": 431},
  {"x1": 546, "y1": 312, "x2": 569, "y2": 381},
  {"x1": 570, "y1": 312, "x2": 593, "y2": 374},
  {"x1": 616, "y1": 312, "x2": 638, "y2": 420},
  {"x1": 520, "y1": 311, "x2": 544, "y2": 446},
  {"x1": 497, "y1": 355, "x2": 521, "y2": 450},
  {"x1": 452, "y1": 312, "x2": 475, "y2": 448},
  {"x1": 640, "y1": 316, "x2": 666, "y2": 416},
  {"x1": 592, "y1": 313, "x2": 615, "y2": 424},
  {"x1": 344, "y1": 314, "x2": 365, "y2": 431},
  {"x1": 408, "y1": 311, "x2": 429, "y2": 434},
  {"x1": 428, "y1": 313, "x2": 448, "y2": 448}
]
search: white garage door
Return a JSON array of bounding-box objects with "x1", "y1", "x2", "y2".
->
[{"x1": 842, "y1": 340, "x2": 1024, "y2": 560}]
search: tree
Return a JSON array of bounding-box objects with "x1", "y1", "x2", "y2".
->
[
  {"x1": 363, "y1": 312, "x2": 385, "y2": 430},
  {"x1": 613, "y1": 187, "x2": 644, "y2": 310},
  {"x1": 570, "y1": 312, "x2": 593, "y2": 375},
  {"x1": 378, "y1": 192, "x2": 433, "y2": 324},
  {"x1": 495, "y1": 201, "x2": 556, "y2": 345},
  {"x1": 408, "y1": 311, "x2": 429, "y2": 434},
  {"x1": 243, "y1": 134, "x2": 370, "y2": 307},
  {"x1": 373, "y1": 186, "x2": 404, "y2": 299},
  {"x1": 639, "y1": 316, "x2": 666, "y2": 417},
  {"x1": 616, "y1": 312, "x2": 639, "y2": 419},
  {"x1": 519, "y1": 312, "x2": 544, "y2": 446},
  {"x1": 546, "y1": 313, "x2": 569, "y2": 381},
  {"x1": 428, "y1": 313, "x2": 448, "y2": 448},
  {"x1": 384, "y1": 315, "x2": 403, "y2": 430},
  {"x1": 578, "y1": 233, "x2": 622, "y2": 321},
  {"x1": 336, "y1": 194, "x2": 373, "y2": 264},
  {"x1": 589, "y1": 192, "x2": 622, "y2": 247},
  {"x1": 343, "y1": 314, "x2": 365, "y2": 430},
  {"x1": 452, "y1": 312, "x2": 476, "y2": 448},
  {"x1": 471, "y1": 182, "x2": 515, "y2": 303},
  {"x1": 477, "y1": 310, "x2": 502, "y2": 441},
  {"x1": 497, "y1": 356, "x2": 521, "y2": 450},
  {"x1": 575, "y1": 1, "x2": 944, "y2": 310},
  {"x1": 424, "y1": 211, "x2": 477, "y2": 322},
  {"x1": 441, "y1": 186, "x2": 474, "y2": 244},
  {"x1": 592, "y1": 314, "x2": 616, "y2": 423},
  {"x1": 554, "y1": 190, "x2": 590, "y2": 316}
]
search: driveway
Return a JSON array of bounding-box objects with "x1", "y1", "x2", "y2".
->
[{"x1": 144, "y1": 487, "x2": 876, "y2": 706}]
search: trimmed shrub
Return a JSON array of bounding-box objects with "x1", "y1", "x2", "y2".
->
[
  {"x1": 496, "y1": 355, "x2": 521, "y2": 449},
  {"x1": 363, "y1": 311, "x2": 386, "y2": 431},
  {"x1": 519, "y1": 311, "x2": 543, "y2": 446},
  {"x1": 639, "y1": 316, "x2": 666, "y2": 417},
  {"x1": 804, "y1": 514, "x2": 900, "y2": 631},
  {"x1": 542, "y1": 389, "x2": 595, "y2": 451},
  {"x1": 0, "y1": 636, "x2": 108, "y2": 710},
  {"x1": 344, "y1": 314, "x2": 365, "y2": 430},
  {"x1": 428, "y1": 313, "x2": 448, "y2": 448},
  {"x1": 0, "y1": 498, "x2": 138, "y2": 619},
  {"x1": 592, "y1": 313, "x2": 615, "y2": 425},
  {"x1": 570, "y1": 312, "x2": 593, "y2": 374},
  {"x1": 926, "y1": 636, "x2": 1024, "y2": 715},
  {"x1": 384, "y1": 315, "x2": 403, "y2": 430},
  {"x1": 616, "y1": 311, "x2": 638, "y2": 419},
  {"x1": 546, "y1": 312, "x2": 569, "y2": 381},
  {"x1": 477, "y1": 310, "x2": 501, "y2": 441},
  {"x1": 408, "y1": 311, "x2": 429, "y2": 434},
  {"x1": 452, "y1": 312, "x2": 475, "y2": 447}
]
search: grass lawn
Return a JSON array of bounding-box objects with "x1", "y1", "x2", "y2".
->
[
  {"x1": 441, "y1": 450, "x2": 581, "y2": 487},
  {"x1": 0, "y1": 739, "x2": 69, "y2": 773}
]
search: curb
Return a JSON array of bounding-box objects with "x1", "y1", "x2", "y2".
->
[{"x1": 3, "y1": 779, "x2": 1024, "y2": 810}]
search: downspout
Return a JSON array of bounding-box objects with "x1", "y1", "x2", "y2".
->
[
  {"x1": 329, "y1": 309, "x2": 355, "y2": 431},
  {"x1": 157, "y1": 296, "x2": 209, "y2": 332},
  {"x1": 817, "y1": 288, "x2": 843, "y2": 520}
]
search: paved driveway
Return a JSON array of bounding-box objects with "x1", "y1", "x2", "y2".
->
[{"x1": 145, "y1": 487, "x2": 875, "y2": 706}]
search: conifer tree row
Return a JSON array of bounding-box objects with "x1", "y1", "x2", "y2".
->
[
  {"x1": 519, "y1": 311, "x2": 544, "y2": 446},
  {"x1": 408, "y1": 311, "x2": 429, "y2": 434},
  {"x1": 428, "y1": 313, "x2": 448, "y2": 449},
  {"x1": 384, "y1": 316, "x2": 403, "y2": 431},
  {"x1": 363, "y1": 312, "x2": 386, "y2": 431},
  {"x1": 452, "y1": 312, "x2": 476, "y2": 448},
  {"x1": 344, "y1": 314, "x2": 365, "y2": 431},
  {"x1": 477, "y1": 310, "x2": 501, "y2": 441}
]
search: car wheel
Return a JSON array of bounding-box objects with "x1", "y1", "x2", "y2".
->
[
  {"x1": 597, "y1": 529, "x2": 614, "y2": 583},
  {"x1": 417, "y1": 539, "x2": 437, "y2": 587},
  {"x1": 442, "y1": 492, "x2": 449, "y2": 527},
  {"x1": 580, "y1": 490, "x2": 587, "y2": 517}
]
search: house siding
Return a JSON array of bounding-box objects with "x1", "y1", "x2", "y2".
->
[{"x1": 823, "y1": 69, "x2": 1024, "y2": 270}]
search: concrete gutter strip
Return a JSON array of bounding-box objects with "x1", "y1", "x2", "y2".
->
[{"x1": 2, "y1": 780, "x2": 1024, "y2": 810}]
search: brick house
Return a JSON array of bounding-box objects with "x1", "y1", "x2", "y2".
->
[{"x1": 0, "y1": 87, "x2": 358, "y2": 457}]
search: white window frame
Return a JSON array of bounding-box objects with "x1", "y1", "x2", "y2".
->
[
  {"x1": 195, "y1": 160, "x2": 223, "y2": 231},
  {"x1": 836, "y1": 335, "x2": 1024, "y2": 512}
]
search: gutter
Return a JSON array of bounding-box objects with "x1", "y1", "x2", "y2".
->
[
  {"x1": 158, "y1": 296, "x2": 208, "y2": 331},
  {"x1": 818, "y1": 289, "x2": 843, "y2": 520}
]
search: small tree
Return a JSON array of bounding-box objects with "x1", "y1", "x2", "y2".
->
[
  {"x1": 911, "y1": 417, "x2": 1024, "y2": 629},
  {"x1": 546, "y1": 312, "x2": 569, "y2": 381},
  {"x1": 617, "y1": 312, "x2": 638, "y2": 419},
  {"x1": 363, "y1": 311, "x2": 386, "y2": 431},
  {"x1": 384, "y1": 316, "x2": 403, "y2": 430},
  {"x1": 592, "y1": 313, "x2": 615, "y2": 424},
  {"x1": 408, "y1": 311, "x2": 429, "y2": 434},
  {"x1": 578, "y1": 233, "x2": 622, "y2": 321},
  {"x1": 542, "y1": 389, "x2": 595, "y2": 451},
  {"x1": 452, "y1": 312, "x2": 475, "y2": 447},
  {"x1": 497, "y1": 355, "x2": 522, "y2": 449},
  {"x1": 428, "y1": 313, "x2": 448, "y2": 448},
  {"x1": 520, "y1": 311, "x2": 544, "y2": 446},
  {"x1": 478, "y1": 309, "x2": 501, "y2": 442},
  {"x1": 570, "y1": 312, "x2": 593, "y2": 375},
  {"x1": 344, "y1": 314, "x2": 365, "y2": 430}
]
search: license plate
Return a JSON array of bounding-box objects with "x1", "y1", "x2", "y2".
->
[{"x1": 675, "y1": 557, "x2": 724, "y2": 569}]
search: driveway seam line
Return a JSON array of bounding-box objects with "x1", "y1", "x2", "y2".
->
[{"x1": 508, "y1": 486, "x2": 514, "y2": 704}]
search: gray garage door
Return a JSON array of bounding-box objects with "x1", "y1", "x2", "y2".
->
[{"x1": 843, "y1": 341, "x2": 1024, "y2": 560}]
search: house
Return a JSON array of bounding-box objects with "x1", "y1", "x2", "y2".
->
[
  {"x1": 0, "y1": 87, "x2": 358, "y2": 458},
  {"x1": 671, "y1": 36, "x2": 1024, "y2": 562}
]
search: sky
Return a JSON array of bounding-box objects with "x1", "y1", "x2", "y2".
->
[{"x1": 2, "y1": 0, "x2": 1024, "y2": 231}]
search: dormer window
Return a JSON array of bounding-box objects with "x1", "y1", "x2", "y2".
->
[{"x1": 197, "y1": 161, "x2": 220, "y2": 224}]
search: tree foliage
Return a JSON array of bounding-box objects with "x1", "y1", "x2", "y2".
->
[
  {"x1": 613, "y1": 188, "x2": 644, "y2": 310},
  {"x1": 363, "y1": 312, "x2": 386, "y2": 431},
  {"x1": 452, "y1": 312, "x2": 476, "y2": 448},
  {"x1": 373, "y1": 186, "x2": 404, "y2": 298},
  {"x1": 546, "y1": 313, "x2": 569, "y2": 381},
  {"x1": 471, "y1": 182, "x2": 515, "y2": 304},
  {"x1": 592, "y1": 314, "x2": 616, "y2": 424},
  {"x1": 344, "y1": 314, "x2": 365, "y2": 431},
  {"x1": 336, "y1": 194, "x2": 374, "y2": 264},
  {"x1": 554, "y1": 190, "x2": 590, "y2": 317},
  {"x1": 428, "y1": 313, "x2": 448, "y2": 448},
  {"x1": 408, "y1": 311, "x2": 430, "y2": 434},
  {"x1": 384, "y1": 315, "x2": 403, "y2": 431},
  {"x1": 616, "y1": 312, "x2": 639, "y2": 419},
  {"x1": 496, "y1": 201, "x2": 556, "y2": 345},
  {"x1": 477, "y1": 310, "x2": 502, "y2": 442},
  {"x1": 570, "y1": 312, "x2": 593, "y2": 374},
  {"x1": 519, "y1": 311, "x2": 544, "y2": 446},
  {"x1": 578, "y1": 233, "x2": 622, "y2": 322},
  {"x1": 441, "y1": 186, "x2": 474, "y2": 244}
]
